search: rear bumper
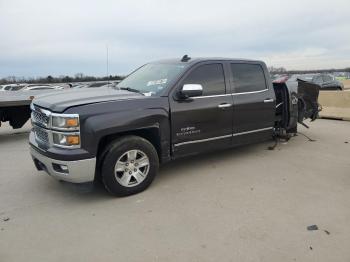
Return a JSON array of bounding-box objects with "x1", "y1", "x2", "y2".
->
[{"x1": 30, "y1": 145, "x2": 96, "y2": 184}]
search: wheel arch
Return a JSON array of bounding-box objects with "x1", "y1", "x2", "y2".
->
[{"x1": 95, "y1": 127, "x2": 162, "y2": 179}]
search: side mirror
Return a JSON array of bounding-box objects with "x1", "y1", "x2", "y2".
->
[{"x1": 179, "y1": 84, "x2": 203, "y2": 99}]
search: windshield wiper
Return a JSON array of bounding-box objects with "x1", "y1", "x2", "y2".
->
[{"x1": 118, "y1": 87, "x2": 145, "y2": 95}]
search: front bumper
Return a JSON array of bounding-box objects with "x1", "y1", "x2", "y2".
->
[{"x1": 30, "y1": 144, "x2": 96, "y2": 184}]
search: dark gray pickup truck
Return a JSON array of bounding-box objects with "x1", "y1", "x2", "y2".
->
[{"x1": 29, "y1": 56, "x2": 320, "y2": 196}]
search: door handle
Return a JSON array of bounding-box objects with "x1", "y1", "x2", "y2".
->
[
  {"x1": 218, "y1": 103, "x2": 232, "y2": 108},
  {"x1": 263, "y1": 99, "x2": 274, "y2": 103}
]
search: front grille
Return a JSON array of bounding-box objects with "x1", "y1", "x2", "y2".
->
[
  {"x1": 31, "y1": 108, "x2": 50, "y2": 127},
  {"x1": 34, "y1": 126, "x2": 49, "y2": 144},
  {"x1": 30, "y1": 104, "x2": 80, "y2": 149}
]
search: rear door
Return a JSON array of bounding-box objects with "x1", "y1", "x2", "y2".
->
[
  {"x1": 229, "y1": 63, "x2": 275, "y2": 145},
  {"x1": 170, "y1": 62, "x2": 233, "y2": 157}
]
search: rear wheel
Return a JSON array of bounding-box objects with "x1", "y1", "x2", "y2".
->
[{"x1": 101, "y1": 136, "x2": 159, "y2": 196}]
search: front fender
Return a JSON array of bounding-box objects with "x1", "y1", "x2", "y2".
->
[{"x1": 76, "y1": 105, "x2": 170, "y2": 157}]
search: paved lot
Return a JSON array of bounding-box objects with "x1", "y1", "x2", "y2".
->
[{"x1": 0, "y1": 119, "x2": 349, "y2": 262}]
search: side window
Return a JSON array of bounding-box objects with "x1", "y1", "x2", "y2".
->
[
  {"x1": 230, "y1": 63, "x2": 267, "y2": 93},
  {"x1": 313, "y1": 76, "x2": 323, "y2": 84},
  {"x1": 32, "y1": 87, "x2": 53, "y2": 90},
  {"x1": 11, "y1": 86, "x2": 23, "y2": 91},
  {"x1": 322, "y1": 75, "x2": 332, "y2": 82},
  {"x1": 182, "y1": 63, "x2": 226, "y2": 96}
]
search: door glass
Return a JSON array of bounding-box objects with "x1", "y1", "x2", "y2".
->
[
  {"x1": 322, "y1": 75, "x2": 332, "y2": 82},
  {"x1": 313, "y1": 76, "x2": 323, "y2": 84},
  {"x1": 31, "y1": 87, "x2": 54, "y2": 90},
  {"x1": 11, "y1": 86, "x2": 24, "y2": 91},
  {"x1": 230, "y1": 63, "x2": 267, "y2": 93},
  {"x1": 182, "y1": 64, "x2": 226, "y2": 96}
]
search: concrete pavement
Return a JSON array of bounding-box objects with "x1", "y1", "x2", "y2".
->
[{"x1": 0, "y1": 119, "x2": 349, "y2": 262}]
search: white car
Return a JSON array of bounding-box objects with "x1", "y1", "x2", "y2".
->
[
  {"x1": 22, "y1": 85, "x2": 63, "y2": 91},
  {"x1": 0, "y1": 84, "x2": 27, "y2": 91}
]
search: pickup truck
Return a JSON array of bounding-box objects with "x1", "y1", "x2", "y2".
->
[{"x1": 29, "y1": 57, "x2": 320, "y2": 196}]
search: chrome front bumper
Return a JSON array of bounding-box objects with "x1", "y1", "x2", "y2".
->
[{"x1": 30, "y1": 146, "x2": 96, "y2": 183}]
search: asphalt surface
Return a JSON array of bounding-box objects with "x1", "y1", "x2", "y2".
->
[{"x1": 0, "y1": 119, "x2": 349, "y2": 262}]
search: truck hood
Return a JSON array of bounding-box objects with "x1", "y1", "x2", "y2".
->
[{"x1": 33, "y1": 87, "x2": 144, "y2": 112}]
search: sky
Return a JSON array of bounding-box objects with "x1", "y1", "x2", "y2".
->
[{"x1": 0, "y1": 0, "x2": 349, "y2": 78}]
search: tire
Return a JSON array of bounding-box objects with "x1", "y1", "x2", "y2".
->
[{"x1": 101, "y1": 135, "x2": 159, "y2": 196}]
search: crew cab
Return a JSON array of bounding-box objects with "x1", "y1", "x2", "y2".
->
[{"x1": 29, "y1": 57, "x2": 320, "y2": 196}]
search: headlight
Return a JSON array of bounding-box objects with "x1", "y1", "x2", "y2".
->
[
  {"x1": 51, "y1": 114, "x2": 79, "y2": 130},
  {"x1": 52, "y1": 132, "x2": 80, "y2": 148},
  {"x1": 51, "y1": 113, "x2": 80, "y2": 148}
]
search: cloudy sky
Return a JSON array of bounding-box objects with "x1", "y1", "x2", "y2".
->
[{"x1": 0, "y1": 0, "x2": 349, "y2": 77}]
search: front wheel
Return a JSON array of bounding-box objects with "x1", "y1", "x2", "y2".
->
[{"x1": 101, "y1": 136, "x2": 159, "y2": 196}]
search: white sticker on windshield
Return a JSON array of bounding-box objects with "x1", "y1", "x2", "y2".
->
[{"x1": 147, "y1": 78, "x2": 167, "y2": 86}]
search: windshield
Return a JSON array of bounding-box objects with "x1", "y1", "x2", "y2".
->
[{"x1": 116, "y1": 63, "x2": 187, "y2": 96}]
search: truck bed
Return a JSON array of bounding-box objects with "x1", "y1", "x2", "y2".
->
[
  {"x1": 0, "y1": 90, "x2": 61, "y2": 129},
  {"x1": 0, "y1": 91, "x2": 36, "y2": 107}
]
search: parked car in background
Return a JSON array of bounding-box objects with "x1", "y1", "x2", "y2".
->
[
  {"x1": 0, "y1": 85, "x2": 13, "y2": 91},
  {"x1": 22, "y1": 85, "x2": 63, "y2": 91},
  {"x1": 86, "y1": 81, "x2": 119, "y2": 88},
  {"x1": 297, "y1": 74, "x2": 344, "y2": 91},
  {"x1": 1, "y1": 84, "x2": 64, "y2": 92},
  {"x1": 0, "y1": 84, "x2": 27, "y2": 91},
  {"x1": 71, "y1": 84, "x2": 89, "y2": 89}
]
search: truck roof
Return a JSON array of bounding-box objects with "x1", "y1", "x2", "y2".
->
[{"x1": 151, "y1": 57, "x2": 265, "y2": 65}]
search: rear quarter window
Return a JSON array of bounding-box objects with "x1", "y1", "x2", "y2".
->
[{"x1": 230, "y1": 63, "x2": 267, "y2": 93}]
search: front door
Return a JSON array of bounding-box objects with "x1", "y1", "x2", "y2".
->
[{"x1": 170, "y1": 63, "x2": 233, "y2": 157}]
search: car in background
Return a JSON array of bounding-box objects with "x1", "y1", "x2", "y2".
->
[
  {"x1": 72, "y1": 81, "x2": 120, "y2": 89},
  {"x1": 0, "y1": 85, "x2": 14, "y2": 91},
  {"x1": 1, "y1": 84, "x2": 64, "y2": 91},
  {"x1": 71, "y1": 84, "x2": 89, "y2": 89},
  {"x1": 22, "y1": 85, "x2": 63, "y2": 91},
  {"x1": 0, "y1": 84, "x2": 27, "y2": 91},
  {"x1": 87, "y1": 82, "x2": 119, "y2": 88},
  {"x1": 297, "y1": 74, "x2": 344, "y2": 91}
]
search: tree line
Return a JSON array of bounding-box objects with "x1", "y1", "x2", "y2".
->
[
  {"x1": 268, "y1": 66, "x2": 350, "y2": 75},
  {"x1": 0, "y1": 73, "x2": 125, "y2": 85},
  {"x1": 1, "y1": 67, "x2": 350, "y2": 85}
]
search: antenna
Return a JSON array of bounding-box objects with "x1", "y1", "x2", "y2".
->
[
  {"x1": 106, "y1": 44, "x2": 109, "y2": 83},
  {"x1": 181, "y1": 54, "x2": 191, "y2": 62}
]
